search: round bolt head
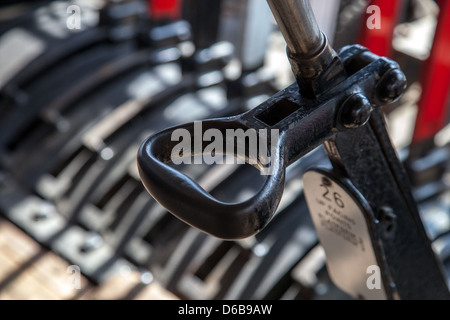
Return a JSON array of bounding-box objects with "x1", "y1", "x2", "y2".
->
[
  {"x1": 376, "y1": 68, "x2": 407, "y2": 104},
  {"x1": 80, "y1": 232, "x2": 103, "y2": 253},
  {"x1": 340, "y1": 93, "x2": 372, "y2": 129},
  {"x1": 33, "y1": 202, "x2": 55, "y2": 221},
  {"x1": 377, "y1": 207, "x2": 397, "y2": 240}
]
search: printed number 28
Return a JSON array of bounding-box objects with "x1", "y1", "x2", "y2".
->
[{"x1": 321, "y1": 184, "x2": 345, "y2": 208}]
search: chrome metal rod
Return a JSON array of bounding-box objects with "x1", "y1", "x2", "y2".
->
[
  {"x1": 267, "y1": 0, "x2": 322, "y2": 56},
  {"x1": 267, "y1": 0, "x2": 336, "y2": 80}
]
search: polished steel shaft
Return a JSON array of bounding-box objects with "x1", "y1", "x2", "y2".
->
[
  {"x1": 267, "y1": 0, "x2": 323, "y2": 57},
  {"x1": 266, "y1": 0, "x2": 336, "y2": 80}
]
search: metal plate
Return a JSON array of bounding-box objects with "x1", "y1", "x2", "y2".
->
[
  {"x1": 303, "y1": 168, "x2": 387, "y2": 300},
  {"x1": 0, "y1": 28, "x2": 46, "y2": 88}
]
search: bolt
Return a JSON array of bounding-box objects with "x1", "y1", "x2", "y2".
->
[
  {"x1": 33, "y1": 202, "x2": 55, "y2": 222},
  {"x1": 100, "y1": 147, "x2": 114, "y2": 161},
  {"x1": 315, "y1": 283, "x2": 329, "y2": 296},
  {"x1": 376, "y1": 68, "x2": 407, "y2": 104},
  {"x1": 339, "y1": 93, "x2": 372, "y2": 129},
  {"x1": 80, "y1": 232, "x2": 103, "y2": 253},
  {"x1": 322, "y1": 177, "x2": 332, "y2": 187},
  {"x1": 140, "y1": 270, "x2": 154, "y2": 285},
  {"x1": 253, "y1": 243, "x2": 269, "y2": 257},
  {"x1": 377, "y1": 207, "x2": 397, "y2": 240}
]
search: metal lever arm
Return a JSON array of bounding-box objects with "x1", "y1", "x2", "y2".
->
[
  {"x1": 138, "y1": 118, "x2": 286, "y2": 240},
  {"x1": 138, "y1": 45, "x2": 403, "y2": 240},
  {"x1": 137, "y1": 0, "x2": 449, "y2": 298}
]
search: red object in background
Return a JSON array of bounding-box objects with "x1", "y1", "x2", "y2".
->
[
  {"x1": 148, "y1": 0, "x2": 182, "y2": 20},
  {"x1": 359, "y1": 0, "x2": 404, "y2": 57},
  {"x1": 411, "y1": 0, "x2": 450, "y2": 145}
]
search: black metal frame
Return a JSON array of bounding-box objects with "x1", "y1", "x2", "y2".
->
[{"x1": 137, "y1": 0, "x2": 450, "y2": 299}]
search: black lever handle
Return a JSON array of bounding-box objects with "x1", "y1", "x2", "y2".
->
[
  {"x1": 137, "y1": 45, "x2": 406, "y2": 240},
  {"x1": 137, "y1": 117, "x2": 286, "y2": 240}
]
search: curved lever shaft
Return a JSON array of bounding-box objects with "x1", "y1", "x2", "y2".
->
[{"x1": 137, "y1": 118, "x2": 286, "y2": 240}]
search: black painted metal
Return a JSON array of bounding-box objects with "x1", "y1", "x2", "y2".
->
[
  {"x1": 2, "y1": 0, "x2": 448, "y2": 300},
  {"x1": 138, "y1": 34, "x2": 450, "y2": 299},
  {"x1": 182, "y1": 0, "x2": 224, "y2": 50},
  {"x1": 138, "y1": 45, "x2": 405, "y2": 239},
  {"x1": 324, "y1": 110, "x2": 450, "y2": 299}
]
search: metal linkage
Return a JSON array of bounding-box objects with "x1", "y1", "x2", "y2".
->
[
  {"x1": 267, "y1": 0, "x2": 341, "y2": 97},
  {"x1": 138, "y1": 0, "x2": 450, "y2": 299},
  {"x1": 267, "y1": 0, "x2": 334, "y2": 76},
  {"x1": 138, "y1": 45, "x2": 403, "y2": 239}
]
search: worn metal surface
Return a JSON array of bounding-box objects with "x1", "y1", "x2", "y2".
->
[
  {"x1": 138, "y1": 45, "x2": 405, "y2": 240},
  {"x1": 137, "y1": 0, "x2": 449, "y2": 298},
  {"x1": 324, "y1": 110, "x2": 450, "y2": 299},
  {"x1": 266, "y1": 0, "x2": 337, "y2": 95}
]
